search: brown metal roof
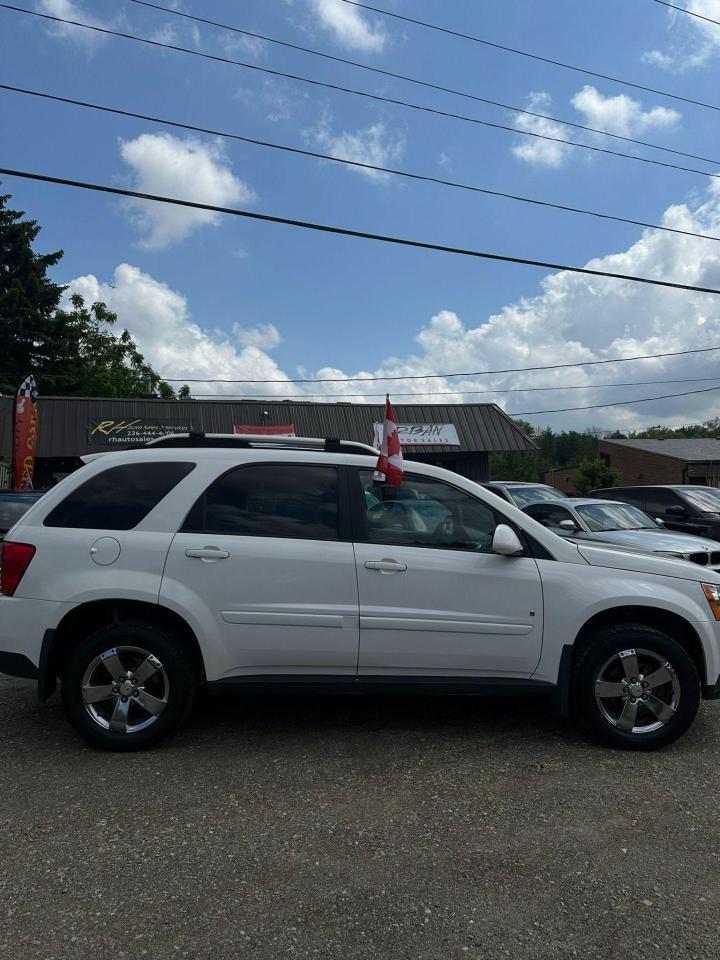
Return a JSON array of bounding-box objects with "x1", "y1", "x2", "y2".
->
[{"x1": 0, "y1": 396, "x2": 537, "y2": 458}]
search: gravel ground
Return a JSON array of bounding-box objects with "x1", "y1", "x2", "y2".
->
[{"x1": 1, "y1": 677, "x2": 720, "y2": 960}]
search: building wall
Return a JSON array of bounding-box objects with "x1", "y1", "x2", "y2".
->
[
  {"x1": 544, "y1": 467, "x2": 580, "y2": 494},
  {"x1": 598, "y1": 441, "x2": 686, "y2": 485}
]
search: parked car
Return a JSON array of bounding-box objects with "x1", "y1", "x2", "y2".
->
[
  {"x1": 0, "y1": 491, "x2": 43, "y2": 542},
  {"x1": 2, "y1": 433, "x2": 720, "y2": 753},
  {"x1": 522, "y1": 498, "x2": 720, "y2": 571},
  {"x1": 589, "y1": 485, "x2": 720, "y2": 541},
  {"x1": 482, "y1": 481, "x2": 568, "y2": 507}
]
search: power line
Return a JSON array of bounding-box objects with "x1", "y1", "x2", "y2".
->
[
  {"x1": 185, "y1": 376, "x2": 720, "y2": 399},
  {"x1": 341, "y1": 0, "x2": 720, "y2": 114},
  {"x1": 512, "y1": 383, "x2": 720, "y2": 416},
  {"x1": 4, "y1": 4, "x2": 720, "y2": 183},
  {"x1": 124, "y1": 0, "x2": 720, "y2": 171},
  {"x1": 654, "y1": 0, "x2": 720, "y2": 27},
  {"x1": 6, "y1": 84, "x2": 720, "y2": 245},
  {"x1": 4, "y1": 165, "x2": 720, "y2": 300}
]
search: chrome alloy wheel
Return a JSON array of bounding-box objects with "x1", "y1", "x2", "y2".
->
[
  {"x1": 594, "y1": 648, "x2": 680, "y2": 734},
  {"x1": 81, "y1": 646, "x2": 169, "y2": 734}
]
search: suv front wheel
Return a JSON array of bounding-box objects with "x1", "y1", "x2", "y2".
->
[
  {"x1": 61, "y1": 621, "x2": 196, "y2": 751},
  {"x1": 573, "y1": 624, "x2": 701, "y2": 750}
]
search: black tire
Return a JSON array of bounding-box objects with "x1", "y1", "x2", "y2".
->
[
  {"x1": 61, "y1": 621, "x2": 196, "y2": 751},
  {"x1": 572, "y1": 623, "x2": 701, "y2": 751}
]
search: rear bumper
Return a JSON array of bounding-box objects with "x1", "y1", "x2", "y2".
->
[{"x1": 0, "y1": 596, "x2": 68, "y2": 677}]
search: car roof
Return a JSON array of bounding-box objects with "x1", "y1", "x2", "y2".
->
[
  {"x1": 486, "y1": 481, "x2": 556, "y2": 488},
  {"x1": 528, "y1": 498, "x2": 630, "y2": 508}
]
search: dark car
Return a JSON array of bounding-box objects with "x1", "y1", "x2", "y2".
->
[
  {"x1": 0, "y1": 491, "x2": 43, "y2": 540},
  {"x1": 588, "y1": 485, "x2": 720, "y2": 542},
  {"x1": 482, "y1": 481, "x2": 568, "y2": 508}
]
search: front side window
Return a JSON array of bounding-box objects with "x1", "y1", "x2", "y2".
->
[
  {"x1": 575, "y1": 503, "x2": 658, "y2": 532},
  {"x1": 183, "y1": 463, "x2": 340, "y2": 540},
  {"x1": 359, "y1": 471, "x2": 497, "y2": 552},
  {"x1": 644, "y1": 489, "x2": 683, "y2": 514},
  {"x1": 44, "y1": 462, "x2": 195, "y2": 530},
  {"x1": 524, "y1": 503, "x2": 577, "y2": 528}
]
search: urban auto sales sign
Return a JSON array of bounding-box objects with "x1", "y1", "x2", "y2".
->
[
  {"x1": 88, "y1": 417, "x2": 193, "y2": 445},
  {"x1": 372, "y1": 422, "x2": 460, "y2": 446}
]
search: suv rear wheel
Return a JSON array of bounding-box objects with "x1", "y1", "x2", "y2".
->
[
  {"x1": 61, "y1": 621, "x2": 196, "y2": 751},
  {"x1": 573, "y1": 624, "x2": 701, "y2": 750}
]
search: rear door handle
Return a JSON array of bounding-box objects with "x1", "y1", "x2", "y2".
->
[
  {"x1": 185, "y1": 547, "x2": 230, "y2": 560},
  {"x1": 364, "y1": 559, "x2": 407, "y2": 573}
]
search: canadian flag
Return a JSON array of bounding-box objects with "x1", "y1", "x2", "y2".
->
[{"x1": 375, "y1": 395, "x2": 403, "y2": 486}]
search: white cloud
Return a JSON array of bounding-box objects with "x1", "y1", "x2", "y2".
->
[
  {"x1": 303, "y1": 183, "x2": 720, "y2": 430},
  {"x1": 308, "y1": 115, "x2": 405, "y2": 183},
  {"x1": 511, "y1": 93, "x2": 572, "y2": 169},
  {"x1": 36, "y1": 0, "x2": 108, "y2": 47},
  {"x1": 643, "y1": 0, "x2": 720, "y2": 70},
  {"x1": 571, "y1": 85, "x2": 681, "y2": 137},
  {"x1": 309, "y1": 0, "x2": 386, "y2": 52},
  {"x1": 63, "y1": 265, "x2": 298, "y2": 397},
  {"x1": 64, "y1": 184, "x2": 720, "y2": 430},
  {"x1": 232, "y1": 323, "x2": 283, "y2": 351},
  {"x1": 119, "y1": 133, "x2": 256, "y2": 250}
]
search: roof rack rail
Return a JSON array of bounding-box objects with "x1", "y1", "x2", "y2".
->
[{"x1": 140, "y1": 432, "x2": 380, "y2": 455}]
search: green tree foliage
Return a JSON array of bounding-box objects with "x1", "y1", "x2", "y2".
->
[
  {"x1": 0, "y1": 191, "x2": 64, "y2": 395},
  {"x1": 0, "y1": 191, "x2": 190, "y2": 398},
  {"x1": 490, "y1": 419, "x2": 602, "y2": 482},
  {"x1": 573, "y1": 458, "x2": 621, "y2": 496}
]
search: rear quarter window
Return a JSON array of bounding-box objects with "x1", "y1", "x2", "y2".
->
[{"x1": 43, "y1": 462, "x2": 195, "y2": 530}]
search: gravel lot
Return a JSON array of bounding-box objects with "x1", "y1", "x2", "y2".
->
[{"x1": 1, "y1": 676, "x2": 720, "y2": 960}]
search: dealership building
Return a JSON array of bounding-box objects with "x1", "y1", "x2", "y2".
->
[{"x1": 0, "y1": 397, "x2": 536, "y2": 489}]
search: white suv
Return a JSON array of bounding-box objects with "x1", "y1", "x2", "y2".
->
[{"x1": 2, "y1": 434, "x2": 720, "y2": 752}]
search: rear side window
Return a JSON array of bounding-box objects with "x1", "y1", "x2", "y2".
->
[
  {"x1": 182, "y1": 463, "x2": 340, "y2": 541},
  {"x1": 44, "y1": 462, "x2": 195, "y2": 530}
]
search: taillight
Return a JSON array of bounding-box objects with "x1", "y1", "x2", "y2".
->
[{"x1": 0, "y1": 542, "x2": 36, "y2": 597}]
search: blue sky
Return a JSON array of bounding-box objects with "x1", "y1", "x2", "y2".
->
[{"x1": 3, "y1": 0, "x2": 720, "y2": 429}]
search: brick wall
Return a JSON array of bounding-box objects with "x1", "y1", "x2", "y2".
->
[{"x1": 598, "y1": 441, "x2": 686, "y2": 485}]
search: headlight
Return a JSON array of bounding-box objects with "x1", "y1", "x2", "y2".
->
[{"x1": 702, "y1": 583, "x2": 720, "y2": 621}]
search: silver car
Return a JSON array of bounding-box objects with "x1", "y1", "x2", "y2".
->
[{"x1": 523, "y1": 498, "x2": 720, "y2": 571}]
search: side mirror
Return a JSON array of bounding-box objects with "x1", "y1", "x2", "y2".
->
[
  {"x1": 492, "y1": 524, "x2": 525, "y2": 557},
  {"x1": 655, "y1": 517, "x2": 665, "y2": 526},
  {"x1": 558, "y1": 519, "x2": 578, "y2": 531}
]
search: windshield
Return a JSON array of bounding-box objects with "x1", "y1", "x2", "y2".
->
[
  {"x1": 0, "y1": 497, "x2": 40, "y2": 532},
  {"x1": 680, "y1": 487, "x2": 720, "y2": 513},
  {"x1": 510, "y1": 486, "x2": 567, "y2": 507},
  {"x1": 576, "y1": 503, "x2": 659, "y2": 532}
]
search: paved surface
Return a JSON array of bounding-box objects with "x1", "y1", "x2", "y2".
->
[{"x1": 1, "y1": 678, "x2": 720, "y2": 960}]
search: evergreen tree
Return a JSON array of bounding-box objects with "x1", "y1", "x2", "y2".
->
[{"x1": 0, "y1": 191, "x2": 189, "y2": 398}]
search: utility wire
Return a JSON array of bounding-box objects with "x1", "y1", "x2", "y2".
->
[
  {"x1": 185, "y1": 377, "x2": 720, "y2": 399},
  {"x1": 4, "y1": 4, "x2": 720, "y2": 182},
  {"x1": 4, "y1": 166, "x2": 720, "y2": 300},
  {"x1": 512, "y1": 383, "x2": 720, "y2": 416},
  {"x1": 341, "y1": 0, "x2": 720, "y2": 114},
  {"x1": 124, "y1": 0, "x2": 720, "y2": 170},
  {"x1": 653, "y1": 0, "x2": 720, "y2": 27},
  {"x1": 5, "y1": 84, "x2": 720, "y2": 245}
]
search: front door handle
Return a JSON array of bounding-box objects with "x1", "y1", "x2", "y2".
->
[
  {"x1": 364, "y1": 559, "x2": 407, "y2": 574},
  {"x1": 185, "y1": 547, "x2": 230, "y2": 560}
]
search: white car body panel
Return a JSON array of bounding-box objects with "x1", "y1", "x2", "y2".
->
[
  {"x1": 353, "y1": 542, "x2": 543, "y2": 677},
  {"x1": 161, "y1": 533, "x2": 360, "y2": 679},
  {"x1": 4, "y1": 446, "x2": 720, "y2": 698}
]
